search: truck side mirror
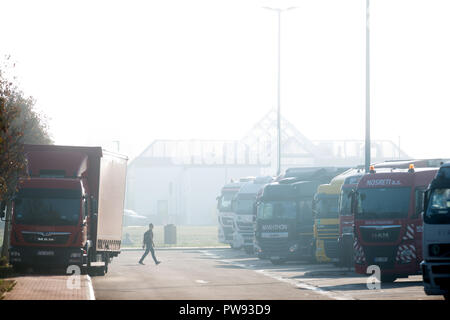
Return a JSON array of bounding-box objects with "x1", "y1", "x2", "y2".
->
[
  {"x1": 350, "y1": 192, "x2": 357, "y2": 215},
  {"x1": 90, "y1": 197, "x2": 98, "y2": 216},
  {"x1": 0, "y1": 201, "x2": 6, "y2": 220},
  {"x1": 423, "y1": 190, "x2": 430, "y2": 219},
  {"x1": 216, "y1": 196, "x2": 221, "y2": 209}
]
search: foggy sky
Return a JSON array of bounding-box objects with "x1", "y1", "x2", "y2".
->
[{"x1": 1, "y1": 0, "x2": 449, "y2": 161}]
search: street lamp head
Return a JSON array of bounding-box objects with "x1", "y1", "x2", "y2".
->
[
  {"x1": 262, "y1": 6, "x2": 297, "y2": 12},
  {"x1": 262, "y1": 6, "x2": 280, "y2": 12}
]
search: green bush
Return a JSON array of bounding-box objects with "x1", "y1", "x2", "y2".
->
[{"x1": 0, "y1": 256, "x2": 7, "y2": 267}]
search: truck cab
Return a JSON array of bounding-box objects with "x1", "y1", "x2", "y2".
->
[
  {"x1": 421, "y1": 163, "x2": 450, "y2": 300},
  {"x1": 217, "y1": 182, "x2": 245, "y2": 246},
  {"x1": 254, "y1": 180, "x2": 319, "y2": 264},
  {"x1": 7, "y1": 145, "x2": 127, "y2": 275},
  {"x1": 352, "y1": 165, "x2": 437, "y2": 282},
  {"x1": 230, "y1": 176, "x2": 273, "y2": 253},
  {"x1": 10, "y1": 177, "x2": 89, "y2": 268}
]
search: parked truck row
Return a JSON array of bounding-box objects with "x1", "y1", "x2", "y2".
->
[{"x1": 216, "y1": 159, "x2": 450, "y2": 299}]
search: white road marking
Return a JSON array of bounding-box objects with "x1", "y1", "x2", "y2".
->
[
  {"x1": 86, "y1": 275, "x2": 96, "y2": 300},
  {"x1": 196, "y1": 280, "x2": 209, "y2": 284},
  {"x1": 200, "y1": 250, "x2": 356, "y2": 300}
]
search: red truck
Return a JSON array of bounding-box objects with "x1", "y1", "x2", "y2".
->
[
  {"x1": 337, "y1": 170, "x2": 364, "y2": 267},
  {"x1": 8, "y1": 144, "x2": 128, "y2": 275},
  {"x1": 352, "y1": 165, "x2": 438, "y2": 282}
]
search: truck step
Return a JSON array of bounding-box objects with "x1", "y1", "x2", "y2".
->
[{"x1": 90, "y1": 262, "x2": 106, "y2": 267}]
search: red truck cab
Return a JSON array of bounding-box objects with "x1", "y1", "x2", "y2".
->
[
  {"x1": 352, "y1": 165, "x2": 438, "y2": 282},
  {"x1": 9, "y1": 145, "x2": 127, "y2": 274}
]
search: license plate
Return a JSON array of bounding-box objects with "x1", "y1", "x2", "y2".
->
[
  {"x1": 37, "y1": 251, "x2": 54, "y2": 256},
  {"x1": 374, "y1": 257, "x2": 388, "y2": 263}
]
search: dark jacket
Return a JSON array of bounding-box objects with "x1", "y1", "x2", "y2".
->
[{"x1": 143, "y1": 229, "x2": 154, "y2": 247}]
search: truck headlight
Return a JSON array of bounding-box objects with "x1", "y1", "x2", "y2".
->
[
  {"x1": 70, "y1": 252, "x2": 81, "y2": 258},
  {"x1": 430, "y1": 244, "x2": 440, "y2": 257},
  {"x1": 10, "y1": 251, "x2": 20, "y2": 257}
]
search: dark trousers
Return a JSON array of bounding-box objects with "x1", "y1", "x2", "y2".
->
[{"x1": 139, "y1": 246, "x2": 158, "y2": 264}]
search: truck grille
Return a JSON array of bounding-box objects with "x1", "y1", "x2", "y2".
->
[
  {"x1": 431, "y1": 265, "x2": 450, "y2": 274},
  {"x1": 237, "y1": 221, "x2": 253, "y2": 232},
  {"x1": 317, "y1": 224, "x2": 339, "y2": 239},
  {"x1": 360, "y1": 226, "x2": 401, "y2": 243},
  {"x1": 22, "y1": 231, "x2": 71, "y2": 245}
]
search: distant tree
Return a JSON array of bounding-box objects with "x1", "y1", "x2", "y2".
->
[{"x1": 0, "y1": 56, "x2": 53, "y2": 261}]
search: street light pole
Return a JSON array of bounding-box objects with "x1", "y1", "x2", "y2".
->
[
  {"x1": 263, "y1": 6, "x2": 297, "y2": 177},
  {"x1": 365, "y1": 0, "x2": 371, "y2": 172}
]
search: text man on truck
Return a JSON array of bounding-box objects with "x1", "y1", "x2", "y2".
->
[
  {"x1": 6, "y1": 144, "x2": 127, "y2": 275},
  {"x1": 422, "y1": 163, "x2": 450, "y2": 300},
  {"x1": 352, "y1": 164, "x2": 437, "y2": 282}
]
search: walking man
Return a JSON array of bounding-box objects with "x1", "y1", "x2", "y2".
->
[{"x1": 139, "y1": 223, "x2": 161, "y2": 265}]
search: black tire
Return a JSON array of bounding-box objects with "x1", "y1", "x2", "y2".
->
[
  {"x1": 380, "y1": 274, "x2": 397, "y2": 283},
  {"x1": 12, "y1": 264, "x2": 25, "y2": 274},
  {"x1": 104, "y1": 253, "x2": 109, "y2": 274}
]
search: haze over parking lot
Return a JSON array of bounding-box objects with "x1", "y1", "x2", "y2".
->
[{"x1": 1, "y1": 0, "x2": 450, "y2": 160}]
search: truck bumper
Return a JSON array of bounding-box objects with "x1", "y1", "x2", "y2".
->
[
  {"x1": 421, "y1": 261, "x2": 450, "y2": 296},
  {"x1": 9, "y1": 246, "x2": 84, "y2": 268},
  {"x1": 256, "y1": 240, "x2": 311, "y2": 261},
  {"x1": 218, "y1": 226, "x2": 234, "y2": 244},
  {"x1": 233, "y1": 231, "x2": 254, "y2": 248},
  {"x1": 316, "y1": 239, "x2": 339, "y2": 262}
]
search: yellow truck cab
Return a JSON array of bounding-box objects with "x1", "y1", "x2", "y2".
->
[{"x1": 313, "y1": 173, "x2": 347, "y2": 263}]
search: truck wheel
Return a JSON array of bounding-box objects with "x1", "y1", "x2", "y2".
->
[
  {"x1": 80, "y1": 265, "x2": 88, "y2": 275},
  {"x1": 12, "y1": 264, "x2": 25, "y2": 274}
]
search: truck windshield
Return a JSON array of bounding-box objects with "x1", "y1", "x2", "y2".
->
[
  {"x1": 339, "y1": 189, "x2": 352, "y2": 216},
  {"x1": 315, "y1": 194, "x2": 339, "y2": 219},
  {"x1": 234, "y1": 199, "x2": 254, "y2": 215},
  {"x1": 356, "y1": 187, "x2": 411, "y2": 219},
  {"x1": 425, "y1": 188, "x2": 450, "y2": 224},
  {"x1": 14, "y1": 188, "x2": 81, "y2": 226},
  {"x1": 257, "y1": 201, "x2": 296, "y2": 220},
  {"x1": 218, "y1": 192, "x2": 235, "y2": 212}
]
